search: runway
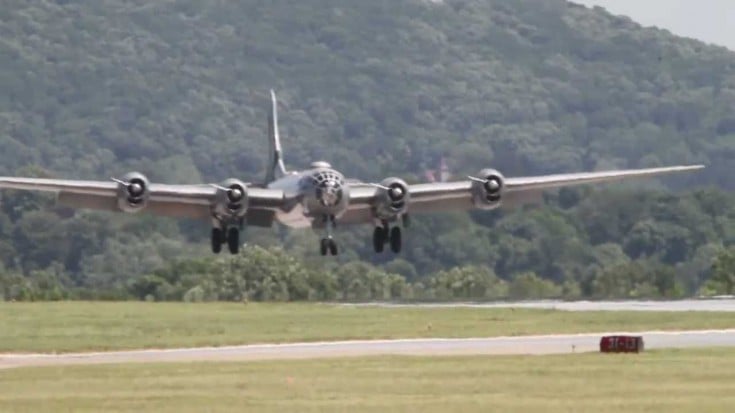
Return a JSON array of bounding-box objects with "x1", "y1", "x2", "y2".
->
[
  {"x1": 3, "y1": 329, "x2": 735, "y2": 370},
  {"x1": 345, "y1": 299, "x2": 735, "y2": 312}
]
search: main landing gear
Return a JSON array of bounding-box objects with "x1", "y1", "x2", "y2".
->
[
  {"x1": 211, "y1": 222, "x2": 241, "y2": 255},
  {"x1": 319, "y1": 215, "x2": 339, "y2": 256},
  {"x1": 373, "y1": 223, "x2": 402, "y2": 254}
]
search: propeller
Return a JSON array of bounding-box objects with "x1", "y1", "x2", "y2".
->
[
  {"x1": 210, "y1": 183, "x2": 245, "y2": 202},
  {"x1": 467, "y1": 175, "x2": 502, "y2": 193},
  {"x1": 112, "y1": 177, "x2": 145, "y2": 196},
  {"x1": 370, "y1": 183, "x2": 406, "y2": 201},
  {"x1": 369, "y1": 183, "x2": 390, "y2": 190}
]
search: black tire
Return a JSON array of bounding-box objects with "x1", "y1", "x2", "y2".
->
[
  {"x1": 320, "y1": 238, "x2": 328, "y2": 256},
  {"x1": 328, "y1": 239, "x2": 338, "y2": 256},
  {"x1": 372, "y1": 227, "x2": 385, "y2": 253},
  {"x1": 211, "y1": 228, "x2": 223, "y2": 254},
  {"x1": 389, "y1": 226, "x2": 402, "y2": 253},
  {"x1": 227, "y1": 227, "x2": 240, "y2": 254}
]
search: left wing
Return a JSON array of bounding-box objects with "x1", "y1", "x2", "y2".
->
[
  {"x1": 0, "y1": 177, "x2": 285, "y2": 224},
  {"x1": 341, "y1": 165, "x2": 704, "y2": 224}
]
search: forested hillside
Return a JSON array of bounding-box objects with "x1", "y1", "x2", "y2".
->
[{"x1": 1, "y1": 0, "x2": 734, "y2": 301}]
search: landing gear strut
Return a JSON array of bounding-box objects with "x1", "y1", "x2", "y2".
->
[
  {"x1": 319, "y1": 215, "x2": 339, "y2": 256},
  {"x1": 211, "y1": 221, "x2": 242, "y2": 255},
  {"x1": 389, "y1": 226, "x2": 402, "y2": 253},
  {"x1": 373, "y1": 222, "x2": 402, "y2": 254}
]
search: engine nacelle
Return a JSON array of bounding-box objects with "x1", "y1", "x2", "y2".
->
[
  {"x1": 374, "y1": 177, "x2": 410, "y2": 220},
  {"x1": 471, "y1": 168, "x2": 505, "y2": 210},
  {"x1": 115, "y1": 172, "x2": 150, "y2": 213},
  {"x1": 212, "y1": 178, "x2": 249, "y2": 219}
]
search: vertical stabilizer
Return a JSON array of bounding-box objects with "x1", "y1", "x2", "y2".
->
[{"x1": 265, "y1": 89, "x2": 288, "y2": 183}]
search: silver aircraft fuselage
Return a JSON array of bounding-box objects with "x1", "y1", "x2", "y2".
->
[{"x1": 266, "y1": 162, "x2": 350, "y2": 228}]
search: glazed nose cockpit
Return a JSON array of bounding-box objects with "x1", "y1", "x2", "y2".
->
[
  {"x1": 319, "y1": 179, "x2": 341, "y2": 206},
  {"x1": 313, "y1": 169, "x2": 344, "y2": 207}
]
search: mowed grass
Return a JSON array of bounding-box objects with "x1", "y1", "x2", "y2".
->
[
  {"x1": 1, "y1": 349, "x2": 734, "y2": 412},
  {"x1": 1, "y1": 301, "x2": 734, "y2": 353}
]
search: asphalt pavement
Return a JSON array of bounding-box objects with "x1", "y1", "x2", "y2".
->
[{"x1": 3, "y1": 329, "x2": 735, "y2": 370}]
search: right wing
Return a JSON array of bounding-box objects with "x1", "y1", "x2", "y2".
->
[
  {"x1": 0, "y1": 177, "x2": 285, "y2": 225},
  {"x1": 341, "y1": 165, "x2": 704, "y2": 224}
]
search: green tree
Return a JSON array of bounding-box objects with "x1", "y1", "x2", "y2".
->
[
  {"x1": 427, "y1": 266, "x2": 507, "y2": 300},
  {"x1": 711, "y1": 247, "x2": 735, "y2": 295},
  {"x1": 508, "y1": 272, "x2": 561, "y2": 299},
  {"x1": 0, "y1": 0, "x2": 733, "y2": 300}
]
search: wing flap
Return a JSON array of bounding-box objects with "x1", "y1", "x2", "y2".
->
[
  {"x1": 338, "y1": 204, "x2": 374, "y2": 225},
  {"x1": 145, "y1": 200, "x2": 211, "y2": 219},
  {"x1": 57, "y1": 192, "x2": 118, "y2": 212},
  {"x1": 57, "y1": 192, "x2": 212, "y2": 219}
]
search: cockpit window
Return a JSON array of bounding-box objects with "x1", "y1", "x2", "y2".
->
[{"x1": 311, "y1": 170, "x2": 343, "y2": 186}]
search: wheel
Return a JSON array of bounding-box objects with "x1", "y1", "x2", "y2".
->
[
  {"x1": 211, "y1": 228, "x2": 223, "y2": 254},
  {"x1": 227, "y1": 227, "x2": 240, "y2": 254},
  {"x1": 320, "y1": 238, "x2": 329, "y2": 256},
  {"x1": 372, "y1": 227, "x2": 386, "y2": 253},
  {"x1": 328, "y1": 238, "x2": 338, "y2": 256},
  {"x1": 389, "y1": 226, "x2": 402, "y2": 253}
]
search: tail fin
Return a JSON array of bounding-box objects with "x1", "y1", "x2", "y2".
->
[{"x1": 265, "y1": 89, "x2": 288, "y2": 184}]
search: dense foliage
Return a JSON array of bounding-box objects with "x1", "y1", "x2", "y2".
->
[
  {"x1": 0, "y1": 0, "x2": 734, "y2": 301},
  {"x1": 2, "y1": 188, "x2": 735, "y2": 301}
]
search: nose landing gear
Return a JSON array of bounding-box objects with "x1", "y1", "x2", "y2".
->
[
  {"x1": 319, "y1": 215, "x2": 339, "y2": 256},
  {"x1": 320, "y1": 238, "x2": 338, "y2": 256}
]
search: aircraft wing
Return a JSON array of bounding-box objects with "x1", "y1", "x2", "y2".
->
[
  {"x1": 341, "y1": 165, "x2": 704, "y2": 224},
  {"x1": 0, "y1": 177, "x2": 285, "y2": 223}
]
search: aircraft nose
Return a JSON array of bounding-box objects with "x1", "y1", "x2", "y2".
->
[{"x1": 318, "y1": 179, "x2": 342, "y2": 206}]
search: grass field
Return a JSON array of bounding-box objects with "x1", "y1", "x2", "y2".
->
[
  {"x1": 1, "y1": 349, "x2": 734, "y2": 412},
  {"x1": 1, "y1": 302, "x2": 733, "y2": 353}
]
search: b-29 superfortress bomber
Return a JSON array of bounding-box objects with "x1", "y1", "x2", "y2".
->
[{"x1": 0, "y1": 91, "x2": 703, "y2": 256}]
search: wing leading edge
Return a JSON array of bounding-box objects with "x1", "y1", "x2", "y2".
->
[
  {"x1": 503, "y1": 165, "x2": 705, "y2": 192},
  {"x1": 342, "y1": 165, "x2": 704, "y2": 224},
  {"x1": 0, "y1": 165, "x2": 704, "y2": 226},
  {"x1": 0, "y1": 177, "x2": 285, "y2": 221}
]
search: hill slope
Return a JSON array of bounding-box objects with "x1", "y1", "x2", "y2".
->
[
  {"x1": 0, "y1": 0, "x2": 734, "y2": 300},
  {"x1": 1, "y1": 0, "x2": 733, "y2": 186}
]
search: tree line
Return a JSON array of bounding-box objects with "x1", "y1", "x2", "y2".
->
[
  {"x1": 1, "y1": 186, "x2": 734, "y2": 302},
  {"x1": 3, "y1": 242, "x2": 735, "y2": 302}
]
